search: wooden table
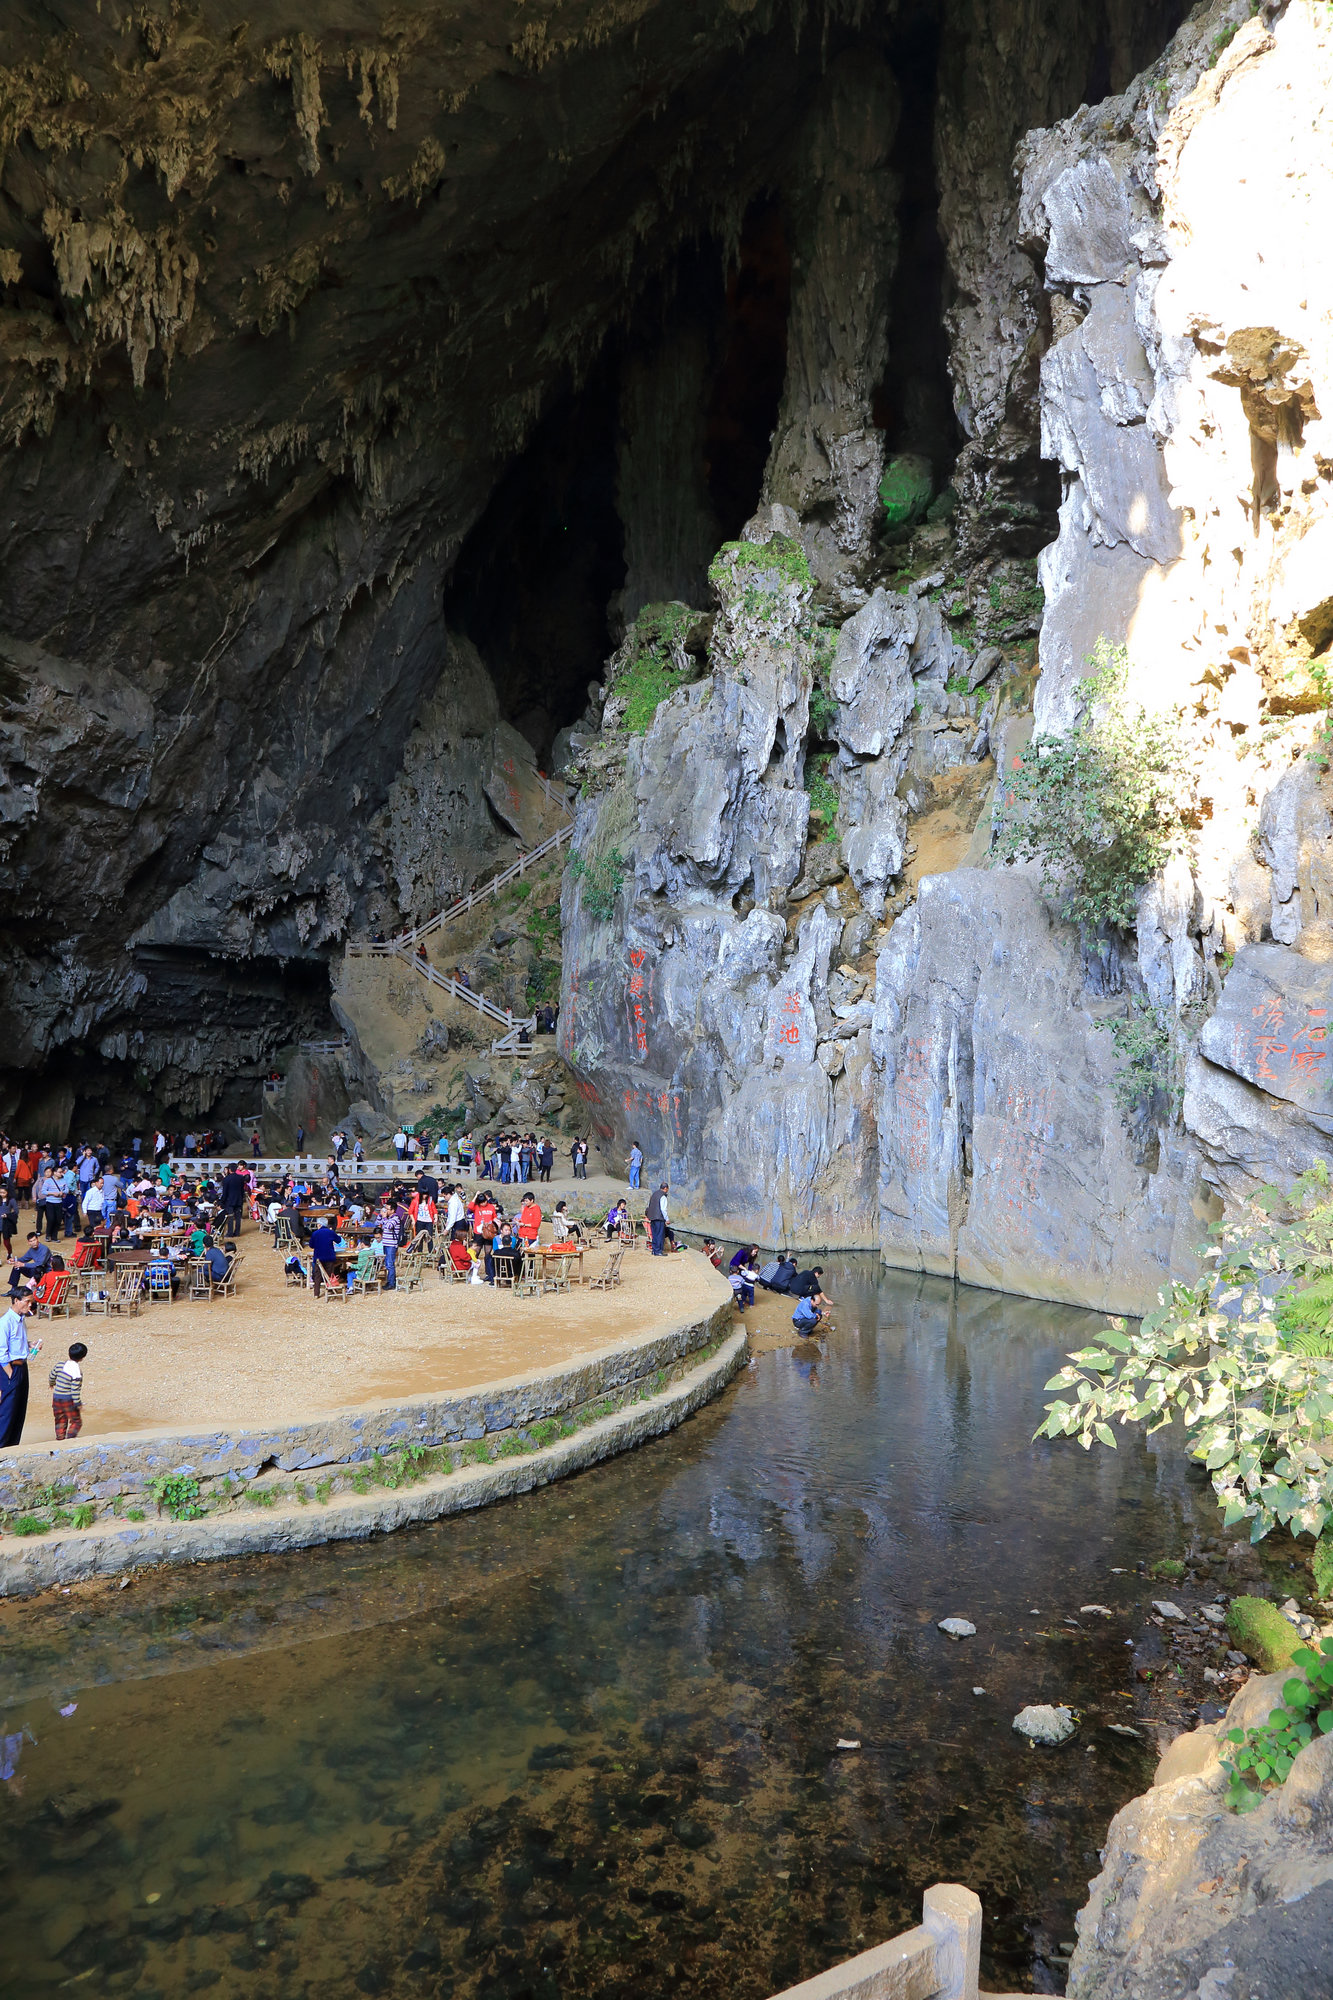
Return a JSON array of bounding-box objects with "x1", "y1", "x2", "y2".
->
[{"x1": 537, "y1": 1245, "x2": 584, "y2": 1280}]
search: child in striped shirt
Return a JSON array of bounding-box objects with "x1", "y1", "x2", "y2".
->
[{"x1": 49, "y1": 1341, "x2": 87, "y2": 1440}]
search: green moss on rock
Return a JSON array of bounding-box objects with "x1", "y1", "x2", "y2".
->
[
  {"x1": 877, "y1": 453, "x2": 933, "y2": 530},
  {"x1": 1314, "y1": 1531, "x2": 1333, "y2": 1604},
  {"x1": 1226, "y1": 1595, "x2": 1302, "y2": 1671}
]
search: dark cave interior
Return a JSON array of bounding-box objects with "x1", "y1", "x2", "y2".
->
[{"x1": 0, "y1": 0, "x2": 1197, "y2": 1139}]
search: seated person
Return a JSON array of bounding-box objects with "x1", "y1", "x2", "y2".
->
[
  {"x1": 602, "y1": 1200, "x2": 626, "y2": 1242},
  {"x1": 146, "y1": 1254, "x2": 181, "y2": 1296},
  {"x1": 701, "y1": 1239, "x2": 725, "y2": 1270},
  {"x1": 551, "y1": 1200, "x2": 583, "y2": 1241},
  {"x1": 486, "y1": 1227, "x2": 521, "y2": 1284},
  {"x1": 9, "y1": 1234, "x2": 52, "y2": 1296},
  {"x1": 188, "y1": 1223, "x2": 208, "y2": 1256},
  {"x1": 352, "y1": 1242, "x2": 379, "y2": 1284},
  {"x1": 201, "y1": 1239, "x2": 231, "y2": 1284},
  {"x1": 446, "y1": 1237, "x2": 473, "y2": 1276}
]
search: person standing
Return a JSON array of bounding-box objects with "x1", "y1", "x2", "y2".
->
[
  {"x1": 49, "y1": 1340, "x2": 86, "y2": 1440},
  {"x1": 308, "y1": 1220, "x2": 339, "y2": 1299},
  {"x1": 627, "y1": 1142, "x2": 643, "y2": 1191},
  {"x1": 538, "y1": 1136, "x2": 553, "y2": 1184},
  {"x1": 295, "y1": 1123, "x2": 306, "y2": 1155},
  {"x1": 82, "y1": 1174, "x2": 104, "y2": 1233},
  {"x1": 644, "y1": 1182, "x2": 669, "y2": 1256},
  {"x1": 36, "y1": 1167, "x2": 63, "y2": 1241},
  {"x1": 0, "y1": 1295, "x2": 33, "y2": 1448},
  {"x1": 571, "y1": 1137, "x2": 588, "y2": 1180},
  {"x1": 218, "y1": 1164, "x2": 246, "y2": 1239},
  {"x1": 393, "y1": 1127, "x2": 408, "y2": 1163},
  {"x1": 379, "y1": 1202, "x2": 401, "y2": 1289}
]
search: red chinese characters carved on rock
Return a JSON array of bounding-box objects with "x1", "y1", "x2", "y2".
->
[
  {"x1": 774, "y1": 992, "x2": 803, "y2": 1050},
  {"x1": 626, "y1": 947, "x2": 651, "y2": 1058},
  {"x1": 1233, "y1": 997, "x2": 1328, "y2": 1096}
]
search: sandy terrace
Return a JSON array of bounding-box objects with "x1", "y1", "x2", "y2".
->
[{"x1": 24, "y1": 1226, "x2": 731, "y2": 1441}]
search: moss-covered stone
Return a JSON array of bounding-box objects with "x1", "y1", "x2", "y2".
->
[
  {"x1": 877, "y1": 453, "x2": 933, "y2": 530},
  {"x1": 1314, "y1": 1531, "x2": 1333, "y2": 1604},
  {"x1": 1225, "y1": 1595, "x2": 1302, "y2": 1671}
]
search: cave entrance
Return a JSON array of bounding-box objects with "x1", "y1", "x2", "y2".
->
[
  {"x1": 703, "y1": 198, "x2": 792, "y2": 541},
  {"x1": 445, "y1": 353, "x2": 626, "y2": 769},
  {"x1": 873, "y1": 14, "x2": 962, "y2": 490}
]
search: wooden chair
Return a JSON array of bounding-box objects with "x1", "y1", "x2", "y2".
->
[
  {"x1": 442, "y1": 1243, "x2": 473, "y2": 1284},
  {"x1": 491, "y1": 1247, "x2": 521, "y2": 1290},
  {"x1": 145, "y1": 1261, "x2": 176, "y2": 1303},
  {"x1": 187, "y1": 1257, "x2": 214, "y2": 1303},
  {"x1": 397, "y1": 1251, "x2": 425, "y2": 1293},
  {"x1": 285, "y1": 1252, "x2": 311, "y2": 1288},
  {"x1": 541, "y1": 1253, "x2": 573, "y2": 1296},
  {"x1": 92, "y1": 1267, "x2": 143, "y2": 1316},
  {"x1": 589, "y1": 1248, "x2": 624, "y2": 1291},
  {"x1": 212, "y1": 1254, "x2": 241, "y2": 1299},
  {"x1": 31, "y1": 1270, "x2": 70, "y2": 1318},
  {"x1": 347, "y1": 1254, "x2": 382, "y2": 1297},
  {"x1": 512, "y1": 1249, "x2": 543, "y2": 1298}
]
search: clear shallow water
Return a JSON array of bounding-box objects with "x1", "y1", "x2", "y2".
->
[{"x1": 0, "y1": 1261, "x2": 1222, "y2": 1999}]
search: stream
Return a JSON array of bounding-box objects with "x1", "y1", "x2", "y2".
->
[{"x1": 0, "y1": 1259, "x2": 1227, "y2": 1998}]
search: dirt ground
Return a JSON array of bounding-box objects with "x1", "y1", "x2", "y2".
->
[{"x1": 21, "y1": 1223, "x2": 731, "y2": 1442}]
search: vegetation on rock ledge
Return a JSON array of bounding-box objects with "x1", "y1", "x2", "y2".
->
[{"x1": 1000, "y1": 639, "x2": 1192, "y2": 934}]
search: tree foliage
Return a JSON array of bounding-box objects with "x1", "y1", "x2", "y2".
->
[
  {"x1": 1037, "y1": 1169, "x2": 1333, "y2": 1547},
  {"x1": 1000, "y1": 639, "x2": 1192, "y2": 933}
]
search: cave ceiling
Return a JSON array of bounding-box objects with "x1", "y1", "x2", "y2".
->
[{"x1": 0, "y1": 0, "x2": 1183, "y2": 1123}]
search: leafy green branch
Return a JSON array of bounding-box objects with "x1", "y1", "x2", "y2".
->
[
  {"x1": 569, "y1": 847, "x2": 625, "y2": 924},
  {"x1": 1221, "y1": 1638, "x2": 1333, "y2": 1812},
  {"x1": 1037, "y1": 1169, "x2": 1333, "y2": 1554}
]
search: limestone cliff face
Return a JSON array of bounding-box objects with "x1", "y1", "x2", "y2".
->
[{"x1": 560, "y1": 0, "x2": 1333, "y2": 1306}]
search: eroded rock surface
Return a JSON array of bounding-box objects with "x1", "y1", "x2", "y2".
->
[{"x1": 1069, "y1": 1671, "x2": 1333, "y2": 1999}]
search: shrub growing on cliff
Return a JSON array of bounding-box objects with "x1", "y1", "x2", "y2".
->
[
  {"x1": 569, "y1": 847, "x2": 625, "y2": 923},
  {"x1": 1037, "y1": 1168, "x2": 1333, "y2": 1549},
  {"x1": 1000, "y1": 639, "x2": 1191, "y2": 933}
]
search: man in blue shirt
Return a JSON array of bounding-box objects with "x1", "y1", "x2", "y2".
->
[
  {"x1": 308, "y1": 1221, "x2": 339, "y2": 1297},
  {"x1": 0, "y1": 1295, "x2": 33, "y2": 1447}
]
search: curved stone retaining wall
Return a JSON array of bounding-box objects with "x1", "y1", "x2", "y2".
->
[{"x1": 0, "y1": 1302, "x2": 742, "y2": 1596}]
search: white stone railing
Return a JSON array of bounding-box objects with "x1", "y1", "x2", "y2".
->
[
  {"x1": 764, "y1": 1886, "x2": 1021, "y2": 2000},
  {"x1": 167, "y1": 1154, "x2": 480, "y2": 1181}
]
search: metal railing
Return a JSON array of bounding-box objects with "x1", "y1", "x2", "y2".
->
[
  {"x1": 352, "y1": 820, "x2": 575, "y2": 954},
  {"x1": 345, "y1": 942, "x2": 538, "y2": 1053}
]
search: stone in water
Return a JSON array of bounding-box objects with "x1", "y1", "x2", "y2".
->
[
  {"x1": 1013, "y1": 1704, "x2": 1076, "y2": 1745},
  {"x1": 1198, "y1": 1605, "x2": 1225, "y2": 1624},
  {"x1": 1080, "y1": 1604, "x2": 1113, "y2": 1616},
  {"x1": 938, "y1": 1617, "x2": 976, "y2": 1639},
  {"x1": 835, "y1": 1738, "x2": 861, "y2": 1751},
  {"x1": 1153, "y1": 1600, "x2": 1185, "y2": 1619}
]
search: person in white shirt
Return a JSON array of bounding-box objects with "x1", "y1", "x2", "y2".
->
[{"x1": 445, "y1": 1188, "x2": 466, "y2": 1235}]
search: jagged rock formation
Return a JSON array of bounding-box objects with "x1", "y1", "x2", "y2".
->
[
  {"x1": 559, "y1": 0, "x2": 1333, "y2": 1306},
  {"x1": 1068, "y1": 1666, "x2": 1333, "y2": 1998}
]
